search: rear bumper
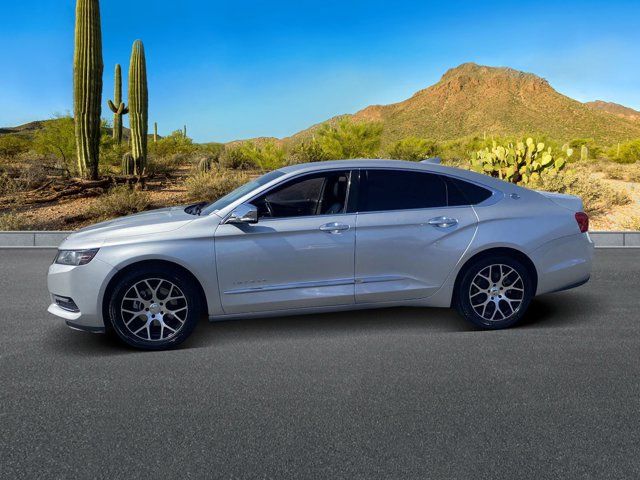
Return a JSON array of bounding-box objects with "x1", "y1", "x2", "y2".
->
[{"x1": 531, "y1": 232, "x2": 594, "y2": 295}]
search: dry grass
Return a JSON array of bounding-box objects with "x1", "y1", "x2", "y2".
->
[
  {"x1": 89, "y1": 185, "x2": 151, "y2": 219},
  {"x1": 185, "y1": 169, "x2": 249, "y2": 203},
  {"x1": 0, "y1": 211, "x2": 28, "y2": 230},
  {"x1": 529, "y1": 170, "x2": 631, "y2": 216}
]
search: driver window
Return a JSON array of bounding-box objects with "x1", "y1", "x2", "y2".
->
[{"x1": 253, "y1": 171, "x2": 350, "y2": 219}]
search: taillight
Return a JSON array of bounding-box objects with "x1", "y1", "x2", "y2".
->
[{"x1": 575, "y1": 212, "x2": 589, "y2": 233}]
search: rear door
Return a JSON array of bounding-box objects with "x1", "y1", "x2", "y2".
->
[{"x1": 353, "y1": 169, "x2": 479, "y2": 303}]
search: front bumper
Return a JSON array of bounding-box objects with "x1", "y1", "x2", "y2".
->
[{"x1": 47, "y1": 257, "x2": 117, "y2": 331}]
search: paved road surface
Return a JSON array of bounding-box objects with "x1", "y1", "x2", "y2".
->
[{"x1": 1, "y1": 249, "x2": 639, "y2": 479}]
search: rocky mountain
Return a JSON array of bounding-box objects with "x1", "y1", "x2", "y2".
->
[
  {"x1": 289, "y1": 63, "x2": 640, "y2": 145},
  {"x1": 585, "y1": 100, "x2": 640, "y2": 122}
]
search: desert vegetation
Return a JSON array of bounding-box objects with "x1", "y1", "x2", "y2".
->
[{"x1": 0, "y1": 1, "x2": 639, "y2": 231}]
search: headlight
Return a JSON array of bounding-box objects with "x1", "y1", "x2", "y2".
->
[{"x1": 55, "y1": 249, "x2": 99, "y2": 266}]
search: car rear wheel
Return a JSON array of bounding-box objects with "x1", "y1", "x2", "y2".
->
[
  {"x1": 454, "y1": 255, "x2": 534, "y2": 329},
  {"x1": 107, "y1": 267, "x2": 202, "y2": 350}
]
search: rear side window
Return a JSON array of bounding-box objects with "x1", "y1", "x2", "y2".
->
[
  {"x1": 446, "y1": 177, "x2": 493, "y2": 206},
  {"x1": 358, "y1": 170, "x2": 448, "y2": 212}
]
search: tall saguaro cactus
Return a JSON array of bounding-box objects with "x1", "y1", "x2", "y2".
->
[
  {"x1": 73, "y1": 0, "x2": 103, "y2": 179},
  {"x1": 128, "y1": 40, "x2": 148, "y2": 175},
  {"x1": 107, "y1": 64, "x2": 128, "y2": 144}
]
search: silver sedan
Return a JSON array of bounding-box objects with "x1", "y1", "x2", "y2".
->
[{"x1": 47, "y1": 159, "x2": 594, "y2": 350}]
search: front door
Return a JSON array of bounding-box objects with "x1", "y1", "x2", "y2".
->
[
  {"x1": 354, "y1": 169, "x2": 478, "y2": 303},
  {"x1": 215, "y1": 170, "x2": 356, "y2": 314}
]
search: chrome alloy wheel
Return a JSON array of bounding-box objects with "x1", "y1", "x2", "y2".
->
[
  {"x1": 120, "y1": 278, "x2": 189, "y2": 342},
  {"x1": 468, "y1": 264, "x2": 525, "y2": 322}
]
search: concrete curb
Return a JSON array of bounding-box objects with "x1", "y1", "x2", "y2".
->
[{"x1": 0, "y1": 230, "x2": 638, "y2": 249}]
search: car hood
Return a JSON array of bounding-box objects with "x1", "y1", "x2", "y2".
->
[{"x1": 61, "y1": 206, "x2": 196, "y2": 249}]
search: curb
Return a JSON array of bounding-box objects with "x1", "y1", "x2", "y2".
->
[{"x1": 0, "y1": 231, "x2": 638, "y2": 249}]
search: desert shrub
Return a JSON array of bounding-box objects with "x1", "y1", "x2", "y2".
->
[
  {"x1": 568, "y1": 138, "x2": 602, "y2": 160},
  {"x1": 287, "y1": 138, "x2": 328, "y2": 164},
  {"x1": 185, "y1": 170, "x2": 249, "y2": 202},
  {"x1": 608, "y1": 139, "x2": 640, "y2": 164},
  {"x1": 0, "y1": 172, "x2": 19, "y2": 195},
  {"x1": 220, "y1": 141, "x2": 285, "y2": 171},
  {"x1": 386, "y1": 137, "x2": 439, "y2": 161},
  {"x1": 621, "y1": 216, "x2": 640, "y2": 231},
  {"x1": 90, "y1": 185, "x2": 151, "y2": 219},
  {"x1": 596, "y1": 162, "x2": 640, "y2": 182},
  {"x1": 146, "y1": 153, "x2": 188, "y2": 176},
  {"x1": 149, "y1": 130, "x2": 196, "y2": 158},
  {"x1": 0, "y1": 135, "x2": 30, "y2": 159},
  {"x1": 314, "y1": 118, "x2": 383, "y2": 159},
  {"x1": 219, "y1": 145, "x2": 258, "y2": 170},
  {"x1": 100, "y1": 136, "x2": 129, "y2": 167},
  {"x1": 33, "y1": 116, "x2": 77, "y2": 173},
  {"x1": 529, "y1": 170, "x2": 630, "y2": 216},
  {"x1": 0, "y1": 211, "x2": 28, "y2": 230},
  {"x1": 17, "y1": 162, "x2": 51, "y2": 190}
]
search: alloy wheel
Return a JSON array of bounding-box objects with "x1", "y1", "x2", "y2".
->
[
  {"x1": 468, "y1": 264, "x2": 525, "y2": 322},
  {"x1": 120, "y1": 278, "x2": 189, "y2": 342}
]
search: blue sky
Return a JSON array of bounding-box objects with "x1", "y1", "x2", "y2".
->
[{"x1": 2, "y1": 0, "x2": 640, "y2": 142}]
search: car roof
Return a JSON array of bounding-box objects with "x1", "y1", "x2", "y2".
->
[{"x1": 277, "y1": 158, "x2": 516, "y2": 191}]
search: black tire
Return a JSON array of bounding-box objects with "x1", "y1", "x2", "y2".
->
[
  {"x1": 454, "y1": 255, "x2": 534, "y2": 330},
  {"x1": 107, "y1": 266, "x2": 202, "y2": 350}
]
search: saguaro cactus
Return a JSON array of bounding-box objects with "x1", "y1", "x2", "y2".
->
[
  {"x1": 154, "y1": 122, "x2": 158, "y2": 143},
  {"x1": 128, "y1": 40, "x2": 148, "y2": 175},
  {"x1": 183, "y1": 125, "x2": 187, "y2": 138},
  {"x1": 73, "y1": 0, "x2": 103, "y2": 179},
  {"x1": 107, "y1": 64, "x2": 128, "y2": 144},
  {"x1": 121, "y1": 152, "x2": 135, "y2": 176}
]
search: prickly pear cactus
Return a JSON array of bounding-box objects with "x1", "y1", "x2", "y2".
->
[{"x1": 470, "y1": 138, "x2": 572, "y2": 184}]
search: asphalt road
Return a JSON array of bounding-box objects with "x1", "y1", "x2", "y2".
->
[{"x1": 0, "y1": 249, "x2": 639, "y2": 479}]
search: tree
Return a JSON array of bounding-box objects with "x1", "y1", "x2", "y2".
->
[
  {"x1": 33, "y1": 116, "x2": 77, "y2": 173},
  {"x1": 387, "y1": 137, "x2": 439, "y2": 161},
  {"x1": 315, "y1": 118, "x2": 383, "y2": 159}
]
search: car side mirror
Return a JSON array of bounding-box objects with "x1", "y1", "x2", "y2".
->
[{"x1": 226, "y1": 203, "x2": 258, "y2": 224}]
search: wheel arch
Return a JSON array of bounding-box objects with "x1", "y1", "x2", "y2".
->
[
  {"x1": 101, "y1": 259, "x2": 209, "y2": 329},
  {"x1": 451, "y1": 247, "x2": 538, "y2": 307}
]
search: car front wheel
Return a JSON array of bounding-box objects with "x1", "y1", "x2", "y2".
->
[
  {"x1": 107, "y1": 267, "x2": 202, "y2": 350},
  {"x1": 454, "y1": 256, "x2": 534, "y2": 329}
]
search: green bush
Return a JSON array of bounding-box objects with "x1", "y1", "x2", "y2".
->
[
  {"x1": 287, "y1": 138, "x2": 328, "y2": 164},
  {"x1": 90, "y1": 185, "x2": 151, "y2": 219},
  {"x1": 609, "y1": 139, "x2": 640, "y2": 164},
  {"x1": 387, "y1": 137, "x2": 439, "y2": 161},
  {"x1": 0, "y1": 135, "x2": 30, "y2": 159},
  {"x1": 314, "y1": 118, "x2": 383, "y2": 159},
  {"x1": 150, "y1": 130, "x2": 197, "y2": 158},
  {"x1": 219, "y1": 141, "x2": 286, "y2": 171},
  {"x1": 219, "y1": 144, "x2": 258, "y2": 170},
  {"x1": 569, "y1": 138, "x2": 602, "y2": 160},
  {"x1": 33, "y1": 116, "x2": 77, "y2": 173},
  {"x1": 185, "y1": 170, "x2": 250, "y2": 202}
]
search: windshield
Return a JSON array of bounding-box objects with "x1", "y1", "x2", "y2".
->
[{"x1": 199, "y1": 170, "x2": 286, "y2": 216}]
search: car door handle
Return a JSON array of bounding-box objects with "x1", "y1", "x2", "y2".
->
[
  {"x1": 427, "y1": 216, "x2": 458, "y2": 228},
  {"x1": 319, "y1": 222, "x2": 350, "y2": 233}
]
